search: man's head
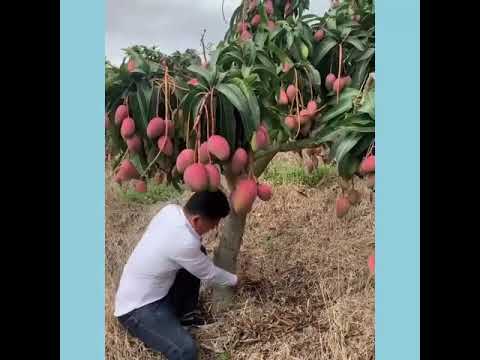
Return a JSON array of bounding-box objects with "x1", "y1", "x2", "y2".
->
[{"x1": 183, "y1": 190, "x2": 230, "y2": 236}]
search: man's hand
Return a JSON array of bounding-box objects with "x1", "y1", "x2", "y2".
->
[{"x1": 233, "y1": 273, "x2": 243, "y2": 291}]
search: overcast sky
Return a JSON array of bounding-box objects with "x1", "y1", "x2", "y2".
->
[{"x1": 106, "y1": 0, "x2": 331, "y2": 65}]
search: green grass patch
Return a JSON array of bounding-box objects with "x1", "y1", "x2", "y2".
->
[
  {"x1": 119, "y1": 181, "x2": 183, "y2": 205},
  {"x1": 217, "y1": 353, "x2": 231, "y2": 360},
  {"x1": 262, "y1": 161, "x2": 335, "y2": 187}
]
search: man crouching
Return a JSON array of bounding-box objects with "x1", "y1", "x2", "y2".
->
[{"x1": 114, "y1": 190, "x2": 238, "y2": 360}]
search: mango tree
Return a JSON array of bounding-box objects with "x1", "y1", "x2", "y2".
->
[{"x1": 105, "y1": 0, "x2": 375, "y2": 304}]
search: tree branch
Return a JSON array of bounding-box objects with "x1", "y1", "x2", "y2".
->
[
  {"x1": 200, "y1": 29, "x2": 208, "y2": 65},
  {"x1": 254, "y1": 137, "x2": 328, "y2": 162},
  {"x1": 253, "y1": 152, "x2": 276, "y2": 177}
]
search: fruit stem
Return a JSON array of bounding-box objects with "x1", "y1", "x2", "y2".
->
[
  {"x1": 359, "y1": 71, "x2": 371, "y2": 92},
  {"x1": 194, "y1": 132, "x2": 199, "y2": 163},
  {"x1": 202, "y1": 101, "x2": 213, "y2": 164},
  {"x1": 164, "y1": 65, "x2": 169, "y2": 121},
  {"x1": 125, "y1": 96, "x2": 130, "y2": 117},
  {"x1": 366, "y1": 139, "x2": 375, "y2": 157},
  {"x1": 141, "y1": 149, "x2": 163, "y2": 178},
  {"x1": 210, "y1": 90, "x2": 216, "y2": 135},
  {"x1": 311, "y1": 103, "x2": 328, "y2": 115},
  {"x1": 309, "y1": 78, "x2": 313, "y2": 100},
  {"x1": 113, "y1": 149, "x2": 129, "y2": 173},
  {"x1": 337, "y1": 44, "x2": 342, "y2": 104},
  {"x1": 155, "y1": 85, "x2": 161, "y2": 117},
  {"x1": 186, "y1": 112, "x2": 190, "y2": 147},
  {"x1": 170, "y1": 78, "x2": 177, "y2": 98},
  {"x1": 205, "y1": 102, "x2": 210, "y2": 140},
  {"x1": 192, "y1": 94, "x2": 209, "y2": 131},
  {"x1": 294, "y1": 69, "x2": 301, "y2": 139}
]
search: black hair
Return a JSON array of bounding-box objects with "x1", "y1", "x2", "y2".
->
[{"x1": 184, "y1": 190, "x2": 230, "y2": 220}]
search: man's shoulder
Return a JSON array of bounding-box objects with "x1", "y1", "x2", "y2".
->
[
  {"x1": 153, "y1": 203, "x2": 182, "y2": 221},
  {"x1": 159, "y1": 202, "x2": 181, "y2": 213},
  {"x1": 149, "y1": 203, "x2": 194, "y2": 240}
]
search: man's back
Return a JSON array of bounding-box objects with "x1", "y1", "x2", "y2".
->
[
  {"x1": 114, "y1": 204, "x2": 199, "y2": 316},
  {"x1": 113, "y1": 190, "x2": 237, "y2": 360},
  {"x1": 114, "y1": 203, "x2": 237, "y2": 317}
]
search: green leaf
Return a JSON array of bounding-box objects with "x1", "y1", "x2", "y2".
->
[
  {"x1": 107, "y1": 115, "x2": 126, "y2": 154},
  {"x1": 338, "y1": 152, "x2": 361, "y2": 178},
  {"x1": 192, "y1": 95, "x2": 205, "y2": 126},
  {"x1": 130, "y1": 154, "x2": 146, "y2": 174},
  {"x1": 287, "y1": 32, "x2": 294, "y2": 49},
  {"x1": 270, "y1": 27, "x2": 284, "y2": 41},
  {"x1": 216, "y1": 95, "x2": 236, "y2": 149},
  {"x1": 333, "y1": 133, "x2": 363, "y2": 164},
  {"x1": 124, "y1": 49, "x2": 150, "y2": 74},
  {"x1": 135, "y1": 84, "x2": 152, "y2": 135},
  {"x1": 358, "y1": 87, "x2": 375, "y2": 119},
  {"x1": 218, "y1": 51, "x2": 245, "y2": 67},
  {"x1": 300, "y1": 14, "x2": 319, "y2": 22},
  {"x1": 215, "y1": 83, "x2": 257, "y2": 139},
  {"x1": 252, "y1": 65, "x2": 278, "y2": 78},
  {"x1": 312, "y1": 38, "x2": 337, "y2": 65},
  {"x1": 257, "y1": 52, "x2": 276, "y2": 69},
  {"x1": 231, "y1": 78, "x2": 260, "y2": 129},
  {"x1": 325, "y1": 17, "x2": 336, "y2": 30},
  {"x1": 346, "y1": 37, "x2": 366, "y2": 51},
  {"x1": 255, "y1": 31, "x2": 268, "y2": 47},
  {"x1": 352, "y1": 118, "x2": 373, "y2": 126},
  {"x1": 340, "y1": 27, "x2": 353, "y2": 39},
  {"x1": 182, "y1": 90, "x2": 205, "y2": 130},
  {"x1": 350, "y1": 133, "x2": 375, "y2": 158},
  {"x1": 311, "y1": 125, "x2": 346, "y2": 143},
  {"x1": 187, "y1": 64, "x2": 214, "y2": 85},
  {"x1": 351, "y1": 58, "x2": 371, "y2": 89},
  {"x1": 227, "y1": 6, "x2": 242, "y2": 40},
  {"x1": 322, "y1": 90, "x2": 359, "y2": 122},
  {"x1": 306, "y1": 64, "x2": 321, "y2": 86},
  {"x1": 241, "y1": 65, "x2": 251, "y2": 80},
  {"x1": 298, "y1": 32, "x2": 313, "y2": 53},
  {"x1": 245, "y1": 41, "x2": 257, "y2": 66},
  {"x1": 356, "y1": 47, "x2": 375, "y2": 62},
  {"x1": 269, "y1": 44, "x2": 290, "y2": 64},
  {"x1": 341, "y1": 126, "x2": 375, "y2": 133}
]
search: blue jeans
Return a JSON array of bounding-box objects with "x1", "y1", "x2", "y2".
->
[{"x1": 117, "y1": 247, "x2": 206, "y2": 360}]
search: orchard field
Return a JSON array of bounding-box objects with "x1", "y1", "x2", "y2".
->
[
  {"x1": 105, "y1": 1, "x2": 375, "y2": 359},
  {"x1": 105, "y1": 152, "x2": 374, "y2": 359}
]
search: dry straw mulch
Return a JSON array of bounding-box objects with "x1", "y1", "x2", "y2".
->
[{"x1": 105, "y1": 156, "x2": 375, "y2": 360}]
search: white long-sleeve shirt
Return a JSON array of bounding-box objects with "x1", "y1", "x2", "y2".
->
[{"x1": 114, "y1": 204, "x2": 237, "y2": 317}]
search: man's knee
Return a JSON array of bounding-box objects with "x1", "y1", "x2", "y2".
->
[{"x1": 182, "y1": 335, "x2": 198, "y2": 360}]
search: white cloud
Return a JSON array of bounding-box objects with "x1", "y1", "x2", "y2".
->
[{"x1": 106, "y1": 0, "x2": 330, "y2": 65}]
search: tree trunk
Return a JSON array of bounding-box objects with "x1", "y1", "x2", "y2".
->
[
  {"x1": 212, "y1": 210, "x2": 247, "y2": 306},
  {"x1": 211, "y1": 152, "x2": 276, "y2": 306}
]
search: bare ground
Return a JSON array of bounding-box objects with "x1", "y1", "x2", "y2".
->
[{"x1": 105, "y1": 154, "x2": 375, "y2": 360}]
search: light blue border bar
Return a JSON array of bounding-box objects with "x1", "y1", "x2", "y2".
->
[
  {"x1": 60, "y1": 1, "x2": 105, "y2": 359},
  {"x1": 59, "y1": 1, "x2": 420, "y2": 359},
  {"x1": 377, "y1": 1, "x2": 420, "y2": 359}
]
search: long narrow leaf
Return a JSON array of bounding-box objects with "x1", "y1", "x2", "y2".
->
[
  {"x1": 312, "y1": 38, "x2": 337, "y2": 66},
  {"x1": 334, "y1": 133, "x2": 363, "y2": 164},
  {"x1": 216, "y1": 83, "x2": 257, "y2": 140},
  {"x1": 346, "y1": 37, "x2": 366, "y2": 51},
  {"x1": 187, "y1": 65, "x2": 214, "y2": 85},
  {"x1": 356, "y1": 47, "x2": 375, "y2": 62},
  {"x1": 232, "y1": 78, "x2": 260, "y2": 128}
]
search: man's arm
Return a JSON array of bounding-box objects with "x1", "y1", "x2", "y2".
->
[{"x1": 172, "y1": 245, "x2": 238, "y2": 287}]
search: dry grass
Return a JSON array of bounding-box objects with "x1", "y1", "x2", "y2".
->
[{"x1": 105, "y1": 154, "x2": 375, "y2": 360}]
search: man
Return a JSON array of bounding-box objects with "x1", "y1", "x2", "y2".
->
[{"x1": 114, "y1": 190, "x2": 238, "y2": 360}]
